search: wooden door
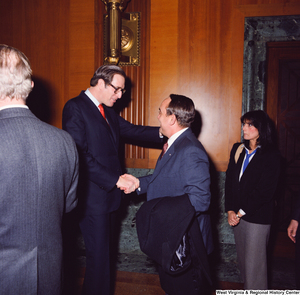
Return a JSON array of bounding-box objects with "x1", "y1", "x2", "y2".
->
[{"x1": 266, "y1": 41, "x2": 300, "y2": 230}]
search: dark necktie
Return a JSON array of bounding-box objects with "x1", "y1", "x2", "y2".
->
[{"x1": 160, "y1": 142, "x2": 168, "y2": 159}]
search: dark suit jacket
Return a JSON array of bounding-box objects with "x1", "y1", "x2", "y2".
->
[
  {"x1": 225, "y1": 142, "x2": 281, "y2": 224},
  {"x1": 62, "y1": 90, "x2": 161, "y2": 215},
  {"x1": 0, "y1": 107, "x2": 78, "y2": 295},
  {"x1": 137, "y1": 128, "x2": 213, "y2": 254},
  {"x1": 292, "y1": 190, "x2": 300, "y2": 222},
  {"x1": 136, "y1": 195, "x2": 211, "y2": 284}
]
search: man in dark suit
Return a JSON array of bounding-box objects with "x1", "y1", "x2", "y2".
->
[
  {"x1": 122, "y1": 94, "x2": 213, "y2": 294},
  {"x1": 0, "y1": 45, "x2": 79, "y2": 294},
  {"x1": 62, "y1": 65, "x2": 161, "y2": 295}
]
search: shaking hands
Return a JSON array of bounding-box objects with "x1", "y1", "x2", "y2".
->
[{"x1": 116, "y1": 174, "x2": 140, "y2": 194}]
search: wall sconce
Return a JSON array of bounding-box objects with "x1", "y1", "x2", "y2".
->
[{"x1": 102, "y1": 0, "x2": 140, "y2": 66}]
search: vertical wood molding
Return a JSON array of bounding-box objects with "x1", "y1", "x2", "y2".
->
[{"x1": 118, "y1": 0, "x2": 158, "y2": 168}]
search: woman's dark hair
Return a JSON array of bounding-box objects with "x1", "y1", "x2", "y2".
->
[
  {"x1": 241, "y1": 110, "x2": 277, "y2": 151},
  {"x1": 166, "y1": 94, "x2": 195, "y2": 127},
  {"x1": 90, "y1": 64, "x2": 126, "y2": 86}
]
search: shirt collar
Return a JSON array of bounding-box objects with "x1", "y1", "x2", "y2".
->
[
  {"x1": 167, "y1": 127, "x2": 189, "y2": 151},
  {"x1": 244, "y1": 144, "x2": 260, "y2": 154},
  {"x1": 85, "y1": 88, "x2": 100, "y2": 108},
  {"x1": 0, "y1": 105, "x2": 29, "y2": 111}
]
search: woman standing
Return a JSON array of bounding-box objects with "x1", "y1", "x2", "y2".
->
[{"x1": 225, "y1": 110, "x2": 281, "y2": 289}]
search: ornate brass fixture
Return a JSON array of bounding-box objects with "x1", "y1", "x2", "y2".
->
[{"x1": 102, "y1": 0, "x2": 140, "y2": 66}]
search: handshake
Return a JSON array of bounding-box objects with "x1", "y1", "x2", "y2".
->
[{"x1": 116, "y1": 174, "x2": 140, "y2": 194}]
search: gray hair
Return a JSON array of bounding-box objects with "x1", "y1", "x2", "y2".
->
[
  {"x1": 90, "y1": 64, "x2": 126, "y2": 87},
  {"x1": 0, "y1": 44, "x2": 33, "y2": 101}
]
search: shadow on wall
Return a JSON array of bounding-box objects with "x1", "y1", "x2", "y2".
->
[
  {"x1": 26, "y1": 76, "x2": 53, "y2": 124},
  {"x1": 192, "y1": 110, "x2": 223, "y2": 286},
  {"x1": 113, "y1": 77, "x2": 132, "y2": 114}
]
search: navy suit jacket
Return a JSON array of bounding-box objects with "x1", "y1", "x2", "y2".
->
[
  {"x1": 62, "y1": 91, "x2": 161, "y2": 215},
  {"x1": 225, "y1": 142, "x2": 281, "y2": 224},
  {"x1": 137, "y1": 128, "x2": 213, "y2": 254},
  {"x1": 293, "y1": 194, "x2": 300, "y2": 222}
]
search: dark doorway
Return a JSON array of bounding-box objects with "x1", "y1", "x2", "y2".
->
[{"x1": 266, "y1": 41, "x2": 300, "y2": 231}]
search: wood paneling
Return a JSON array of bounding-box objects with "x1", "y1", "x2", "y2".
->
[
  {"x1": 149, "y1": 0, "x2": 179, "y2": 162},
  {"x1": 69, "y1": 0, "x2": 96, "y2": 102},
  {"x1": 1, "y1": 0, "x2": 300, "y2": 170},
  {"x1": 149, "y1": 0, "x2": 300, "y2": 170},
  {"x1": 0, "y1": 0, "x2": 70, "y2": 128}
]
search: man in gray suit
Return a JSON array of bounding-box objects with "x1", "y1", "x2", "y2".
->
[{"x1": 0, "y1": 44, "x2": 79, "y2": 295}]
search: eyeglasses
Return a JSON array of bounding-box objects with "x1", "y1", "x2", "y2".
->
[{"x1": 108, "y1": 83, "x2": 126, "y2": 95}]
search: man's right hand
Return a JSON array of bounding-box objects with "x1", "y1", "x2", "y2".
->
[
  {"x1": 116, "y1": 174, "x2": 139, "y2": 194},
  {"x1": 287, "y1": 219, "x2": 299, "y2": 243},
  {"x1": 227, "y1": 210, "x2": 240, "y2": 227}
]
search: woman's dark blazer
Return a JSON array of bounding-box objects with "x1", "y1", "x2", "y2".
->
[{"x1": 225, "y1": 142, "x2": 281, "y2": 224}]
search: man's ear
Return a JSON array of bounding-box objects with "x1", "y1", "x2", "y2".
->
[
  {"x1": 97, "y1": 79, "x2": 105, "y2": 90},
  {"x1": 169, "y1": 114, "x2": 177, "y2": 126}
]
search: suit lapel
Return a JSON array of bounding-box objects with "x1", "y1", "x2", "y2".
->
[
  {"x1": 149, "y1": 146, "x2": 174, "y2": 184},
  {"x1": 149, "y1": 130, "x2": 189, "y2": 184},
  {"x1": 82, "y1": 93, "x2": 118, "y2": 149},
  {"x1": 240, "y1": 151, "x2": 259, "y2": 181},
  {"x1": 103, "y1": 106, "x2": 118, "y2": 144},
  {"x1": 233, "y1": 148, "x2": 245, "y2": 182}
]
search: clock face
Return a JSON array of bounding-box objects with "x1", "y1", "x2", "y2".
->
[{"x1": 121, "y1": 26, "x2": 134, "y2": 52}]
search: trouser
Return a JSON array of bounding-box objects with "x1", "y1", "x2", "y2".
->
[
  {"x1": 80, "y1": 211, "x2": 119, "y2": 295},
  {"x1": 233, "y1": 219, "x2": 271, "y2": 290},
  {"x1": 296, "y1": 231, "x2": 300, "y2": 289}
]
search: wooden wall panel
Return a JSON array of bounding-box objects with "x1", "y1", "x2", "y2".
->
[
  {"x1": 148, "y1": 0, "x2": 179, "y2": 163},
  {"x1": 1, "y1": 0, "x2": 300, "y2": 170},
  {"x1": 176, "y1": 0, "x2": 238, "y2": 171},
  {"x1": 0, "y1": 0, "x2": 71, "y2": 128},
  {"x1": 69, "y1": 0, "x2": 96, "y2": 101},
  {"x1": 149, "y1": 0, "x2": 300, "y2": 170}
]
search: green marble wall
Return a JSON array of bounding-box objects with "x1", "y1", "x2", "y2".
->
[
  {"x1": 118, "y1": 168, "x2": 234, "y2": 255},
  {"x1": 242, "y1": 15, "x2": 300, "y2": 114}
]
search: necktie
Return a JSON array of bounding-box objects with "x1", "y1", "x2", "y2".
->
[
  {"x1": 160, "y1": 142, "x2": 168, "y2": 159},
  {"x1": 242, "y1": 149, "x2": 257, "y2": 173},
  {"x1": 98, "y1": 104, "x2": 106, "y2": 120}
]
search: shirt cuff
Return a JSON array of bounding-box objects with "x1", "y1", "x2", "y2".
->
[{"x1": 238, "y1": 209, "x2": 246, "y2": 216}]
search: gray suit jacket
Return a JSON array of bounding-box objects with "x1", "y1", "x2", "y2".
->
[
  {"x1": 0, "y1": 107, "x2": 79, "y2": 295},
  {"x1": 138, "y1": 128, "x2": 213, "y2": 254}
]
